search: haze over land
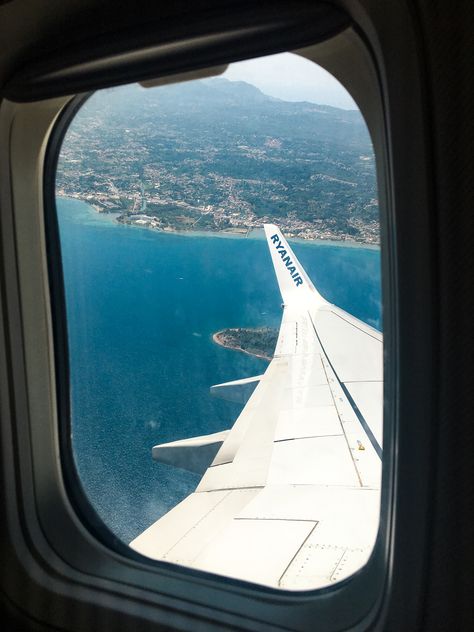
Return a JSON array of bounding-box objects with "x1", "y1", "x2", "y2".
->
[
  {"x1": 57, "y1": 78, "x2": 379, "y2": 244},
  {"x1": 224, "y1": 52, "x2": 358, "y2": 109}
]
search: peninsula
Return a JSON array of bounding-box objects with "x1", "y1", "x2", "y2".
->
[{"x1": 213, "y1": 327, "x2": 279, "y2": 361}]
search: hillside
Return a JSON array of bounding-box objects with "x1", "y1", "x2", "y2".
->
[{"x1": 57, "y1": 78, "x2": 379, "y2": 242}]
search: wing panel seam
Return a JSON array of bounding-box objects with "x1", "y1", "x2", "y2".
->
[{"x1": 308, "y1": 310, "x2": 382, "y2": 460}]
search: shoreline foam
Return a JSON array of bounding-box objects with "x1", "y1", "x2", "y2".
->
[{"x1": 57, "y1": 196, "x2": 380, "y2": 251}]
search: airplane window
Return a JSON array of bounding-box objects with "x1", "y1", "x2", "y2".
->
[{"x1": 54, "y1": 52, "x2": 382, "y2": 590}]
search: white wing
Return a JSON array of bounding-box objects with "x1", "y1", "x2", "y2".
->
[{"x1": 130, "y1": 225, "x2": 382, "y2": 590}]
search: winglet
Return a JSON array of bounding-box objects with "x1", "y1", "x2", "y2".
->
[{"x1": 264, "y1": 224, "x2": 326, "y2": 306}]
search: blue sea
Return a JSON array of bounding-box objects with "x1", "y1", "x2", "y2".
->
[{"x1": 57, "y1": 197, "x2": 382, "y2": 543}]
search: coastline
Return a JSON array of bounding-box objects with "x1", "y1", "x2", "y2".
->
[
  {"x1": 57, "y1": 195, "x2": 380, "y2": 250},
  {"x1": 212, "y1": 331, "x2": 272, "y2": 362}
]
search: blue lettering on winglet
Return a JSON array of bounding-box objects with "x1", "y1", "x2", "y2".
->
[{"x1": 270, "y1": 233, "x2": 303, "y2": 287}]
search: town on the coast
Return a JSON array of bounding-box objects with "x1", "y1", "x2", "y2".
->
[{"x1": 57, "y1": 79, "x2": 380, "y2": 245}]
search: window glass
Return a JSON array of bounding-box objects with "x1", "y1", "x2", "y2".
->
[{"x1": 55, "y1": 52, "x2": 381, "y2": 589}]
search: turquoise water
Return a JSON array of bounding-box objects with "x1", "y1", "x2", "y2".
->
[{"x1": 57, "y1": 197, "x2": 382, "y2": 543}]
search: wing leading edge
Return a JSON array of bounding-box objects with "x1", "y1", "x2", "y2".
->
[{"x1": 130, "y1": 225, "x2": 382, "y2": 590}]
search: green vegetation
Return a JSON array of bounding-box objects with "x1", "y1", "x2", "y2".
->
[
  {"x1": 214, "y1": 327, "x2": 279, "y2": 360},
  {"x1": 57, "y1": 78, "x2": 379, "y2": 243}
]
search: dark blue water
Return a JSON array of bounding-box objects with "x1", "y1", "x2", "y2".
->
[{"x1": 57, "y1": 197, "x2": 381, "y2": 543}]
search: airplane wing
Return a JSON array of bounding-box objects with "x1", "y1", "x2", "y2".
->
[{"x1": 130, "y1": 225, "x2": 382, "y2": 590}]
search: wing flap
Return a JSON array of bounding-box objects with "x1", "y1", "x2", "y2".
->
[
  {"x1": 152, "y1": 430, "x2": 229, "y2": 475},
  {"x1": 130, "y1": 489, "x2": 229, "y2": 558},
  {"x1": 190, "y1": 518, "x2": 316, "y2": 587},
  {"x1": 210, "y1": 374, "x2": 263, "y2": 404}
]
